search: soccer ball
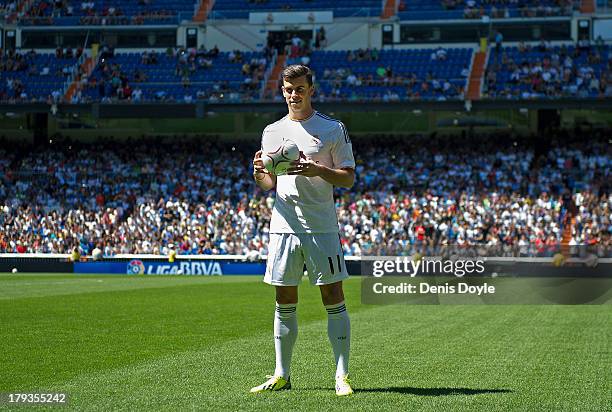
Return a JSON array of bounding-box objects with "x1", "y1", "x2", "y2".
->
[
  {"x1": 11, "y1": 268, "x2": 18, "y2": 274},
  {"x1": 262, "y1": 140, "x2": 300, "y2": 176},
  {"x1": 92, "y1": 248, "x2": 103, "y2": 261}
]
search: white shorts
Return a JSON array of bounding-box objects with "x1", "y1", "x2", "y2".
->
[{"x1": 264, "y1": 232, "x2": 349, "y2": 286}]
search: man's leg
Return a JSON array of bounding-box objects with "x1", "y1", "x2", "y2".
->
[
  {"x1": 251, "y1": 285, "x2": 298, "y2": 393},
  {"x1": 252, "y1": 233, "x2": 303, "y2": 393},
  {"x1": 274, "y1": 286, "x2": 298, "y2": 379},
  {"x1": 320, "y1": 282, "x2": 351, "y2": 384}
]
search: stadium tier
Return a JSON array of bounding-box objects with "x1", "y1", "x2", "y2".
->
[
  {"x1": 0, "y1": 135, "x2": 608, "y2": 256},
  {"x1": 209, "y1": 0, "x2": 382, "y2": 19},
  {"x1": 0, "y1": 50, "x2": 78, "y2": 102},
  {"x1": 3, "y1": 43, "x2": 612, "y2": 103},
  {"x1": 484, "y1": 44, "x2": 612, "y2": 99},
  {"x1": 0, "y1": 0, "x2": 18, "y2": 22},
  {"x1": 309, "y1": 48, "x2": 471, "y2": 101},
  {"x1": 19, "y1": 0, "x2": 193, "y2": 25},
  {"x1": 398, "y1": 0, "x2": 576, "y2": 20},
  {"x1": 1, "y1": 47, "x2": 473, "y2": 103},
  {"x1": 81, "y1": 49, "x2": 269, "y2": 102}
]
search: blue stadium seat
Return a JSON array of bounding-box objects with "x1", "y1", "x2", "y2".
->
[
  {"x1": 484, "y1": 44, "x2": 610, "y2": 99},
  {"x1": 19, "y1": 0, "x2": 193, "y2": 25},
  {"x1": 210, "y1": 0, "x2": 381, "y2": 19}
]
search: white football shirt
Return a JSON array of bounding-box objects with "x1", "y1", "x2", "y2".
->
[{"x1": 261, "y1": 111, "x2": 355, "y2": 233}]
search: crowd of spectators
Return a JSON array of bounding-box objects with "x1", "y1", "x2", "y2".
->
[
  {"x1": 311, "y1": 47, "x2": 464, "y2": 102},
  {"x1": 0, "y1": 0, "x2": 18, "y2": 22},
  {"x1": 18, "y1": 0, "x2": 175, "y2": 25},
  {"x1": 2, "y1": 38, "x2": 611, "y2": 104},
  {"x1": 0, "y1": 131, "x2": 609, "y2": 257},
  {"x1": 65, "y1": 46, "x2": 267, "y2": 103},
  {"x1": 1, "y1": 48, "x2": 78, "y2": 103},
  {"x1": 484, "y1": 40, "x2": 612, "y2": 99},
  {"x1": 282, "y1": 34, "x2": 313, "y2": 67},
  {"x1": 438, "y1": 0, "x2": 575, "y2": 18},
  {"x1": 1, "y1": 49, "x2": 34, "y2": 73},
  {"x1": 340, "y1": 132, "x2": 609, "y2": 256}
]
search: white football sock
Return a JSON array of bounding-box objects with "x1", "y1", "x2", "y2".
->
[
  {"x1": 325, "y1": 301, "x2": 350, "y2": 378},
  {"x1": 274, "y1": 303, "x2": 297, "y2": 379}
]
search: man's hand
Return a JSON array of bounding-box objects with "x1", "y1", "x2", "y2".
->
[
  {"x1": 253, "y1": 150, "x2": 268, "y2": 177},
  {"x1": 252, "y1": 150, "x2": 276, "y2": 190},
  {"x1": 287, "y1": 156, "x2": 355, "y2": 188},
  {"x1": 286, "y1": 158, "x2": 323, "y2": 177}
]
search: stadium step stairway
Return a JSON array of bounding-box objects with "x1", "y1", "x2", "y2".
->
[
  {"x1": 560, "y1": 217, "x2": 576, "y2": 257},
  {"x1": 194, "y1": 0, "x2": 215, "y2": 22},
  {"x1": 381, "y1": 0, "x2": 396, "y2": 19},
  {"x1": 580, "y1": 0, "x2": 595, "y2": 13},
  {"x1": 64, "y1": 56, "x2": 96, "y2": 102},
  {"x1": 265, "y1": 54, "x2": 286, "y2": 98},
  {"x1": 467, "y1": 51, "x2": 487, "y2": 101}
]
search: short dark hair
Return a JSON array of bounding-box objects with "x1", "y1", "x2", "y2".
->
[{"x1": 281, "y1": 64, "x2": 313, "y2": 86}]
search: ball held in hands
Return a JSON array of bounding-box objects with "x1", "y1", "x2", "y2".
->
[{"x1": 262, "y1": 140, "x2": 300, "y2": 175}]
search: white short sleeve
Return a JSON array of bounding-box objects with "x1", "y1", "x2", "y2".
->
[
  {"x1": 332, "y1": 122, "x2": 355, "y2": 169},
  {"x1": 261, "y1": 125, "x2": 283, "y2": 152}
]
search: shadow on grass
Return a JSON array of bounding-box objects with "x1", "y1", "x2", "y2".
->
[
  {"x1": 356, "y1": 387, "x2": 512, "y2": 396},
  {"x1": 300, "y1": 386, "x2": 511, "y2": 396}
]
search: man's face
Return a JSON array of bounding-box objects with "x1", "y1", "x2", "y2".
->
[{"x1": 281, "y1": 76, "x2": 314, "y2": 112}]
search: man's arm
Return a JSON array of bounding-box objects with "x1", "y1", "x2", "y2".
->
[
  {"x1": 315, "y1": 165, "x2": 355, "y2": 189},
  {"x1": 287, "y1": 160, "x2": 355, "y2": 189}
]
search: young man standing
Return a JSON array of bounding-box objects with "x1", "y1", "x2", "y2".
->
[{"x1": 250, "y1": 65, "x2": 355, "y2": 396}]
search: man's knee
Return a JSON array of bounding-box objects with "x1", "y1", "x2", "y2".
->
[
  {"x1": 319, "y1": 282, "x2": 344, "y2": 305},
  {"x1": 276, "y1": 286, "x2": 298, "y2": 304}
]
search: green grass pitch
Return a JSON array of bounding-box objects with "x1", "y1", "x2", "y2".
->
[{"x1": 0, "y1": 273, "x2": 610, "y2": 411}]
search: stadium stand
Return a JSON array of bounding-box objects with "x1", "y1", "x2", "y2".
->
[
  {"x1": 19, "y1": 0, "x2": 192, "y2": 25},
  {"x1": 596, "y1": 0, "x2": 611, "y2": 8},
  {"x1": 0, "y1": 49, "x2": 80, "y2": 102},
  {"x1": 2, "y1": 45, "x2": 473, "y2": 103},
  {"x1": 209, "y1": 0, "x2": 382, "y2": 19},
  {"x1": 0, "y1": 0, "x2": 609, "y2": 261},
  {"x1": 398, "y1": 0, "x2": 577, "y2": 20},
  {"x1": 0, "y1": 0, "x2": 19, "y2": 22},
  {"x1": 310, "y1": 48, "x2": 471, "y2": 101},
  {"x1": 484, "y1": 43, "x2": 612, "y2": 99},
  {"x1": 4, "y1": 41, "x2": 612, "y2": 103},
  {"x1": 0, "y1": 133, "x2": 608, "y2": 256},
  {"x1": 78, "y1": 47, "x2": 270, "y2": 103}
]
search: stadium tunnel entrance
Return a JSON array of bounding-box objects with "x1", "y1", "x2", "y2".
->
[{"x1": 267, "y1": 30, "x2": 313, "y2": 55}]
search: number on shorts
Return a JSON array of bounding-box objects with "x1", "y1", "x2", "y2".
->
[{"x1": 328, "y1": 255, "x2": 342, "y2": 275}]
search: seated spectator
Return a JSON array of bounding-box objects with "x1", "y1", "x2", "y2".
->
[{"x1": 0, "y1": 133, "x2": 608, "y2": 257}]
